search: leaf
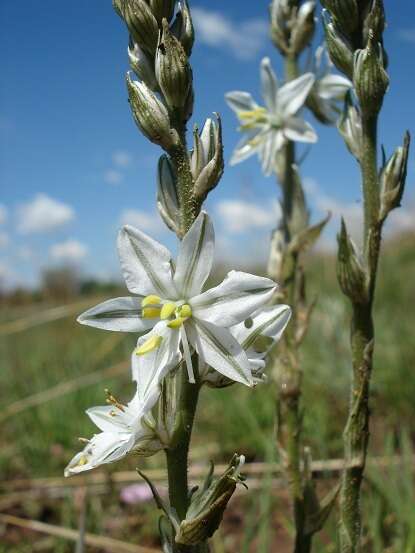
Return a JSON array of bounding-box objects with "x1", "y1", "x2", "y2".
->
[
  {"x1": 304, "y1": 482, "x2": 340, "y2": 536},
  {"x1": 289, "y1": 213, "x2": 331, "y2": 254}
]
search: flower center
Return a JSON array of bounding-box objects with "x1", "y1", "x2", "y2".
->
[{"x1": 238, "y1": 107, "x2": 268, "y2": 130}]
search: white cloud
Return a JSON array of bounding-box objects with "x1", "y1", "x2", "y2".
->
[
  {"x1": 191, "y1": 7, "x2": 267, "y2": 60},
  {"x1": 50, "y1": 239, "x2": 88, "y2": 263},
  {"x1": 0, "y1": 204, "x2": 8, "y2": 225},
  {"x1": 104, "y1": 169, "x2": 123, "y2": 185},
  {"x1": 120, "y1": 209, "x2": 165, "y2": 234},
  {"x1": 112, "y1": 150, "x2": 132, "y2": 168},
  {"x1": 18, "y1": 246, "x2": 35, "y2": 261},
  {"x1": 216, "y1": 199, "x2": 280, "y2": 234},
  {"x1": 398, "y1": 28, "x2": 415, "y2": 43},
  {"x1": 17, "y1": 194, "x2": 75, "y2": 234},
  {"x1": 0, "y1": 232, "x2": 9, "y2": 248}
]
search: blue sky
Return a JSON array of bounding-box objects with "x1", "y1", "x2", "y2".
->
[{"x1": 1, "y1": 0, "x2": 414, "y2": 288}]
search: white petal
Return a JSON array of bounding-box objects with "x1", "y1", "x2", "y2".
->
[
  {"x1": 174, "y1": 212, "x2": 214, "y2": 298},
  {"x1": 231, "y1": 305, "x2": 292, "y2": 349},
  {"x1": 199, "y1": 118, "x2": 215, "y2": 161},
  {"x1": 260, "y1": 57, "x2": 279, "y2": 112},
  {"x1": 117, "y1": 225, "x2": 177, "y2": 298},
  {"x1": 87, "y1": 405, "x2": 132, "y2": 433},
  {"x1": 189, "y1": 320, "x2": 253, "y2": 386},
  {"x1": 225, "y1": 91, "x2": 257, "y2": 114},
  {"x1": 284, "y1": 117, "x2": 318, "y2": 143},
  {"x1": 77, "y1": 297, "x2": 154, "y2": 333},
  {"x1": 230, "y1": 128, "x2": 267, "y2": 166},
  {"x1": 317, "y1": 74, "x2": 352, "y2": 100},
  {"x1": 191, "y1": 270, "x2": 276, "y2": 327},
  {"x1": 277, "y1": 73, "x2": 315, "y2": 118},
  {"x1": 259, "y1": 130, "x2": 285, "y2": 176},
  {"x1": 132, "y1": 321, "x2": 181, "y2": 409}
]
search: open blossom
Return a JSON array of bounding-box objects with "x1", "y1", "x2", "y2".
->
[
  {"x1": 78, "y1": 212, "x2": 277, "y2": 388},
  {"x1": 226, "y1": 57, "x2": 317, "y2": 176}
]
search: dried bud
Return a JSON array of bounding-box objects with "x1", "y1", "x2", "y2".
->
[
  {"x1": 128, "y1": 41, "x2": 158, "y2": 90},
  {"x1": 126, "y1": 73, "x2": 177, "y2": 150},
  {"x1": 337, "y1": 218, "x2": 367, "y2": 303},
  {"x1": 192, "y1": 115, "x2": 224, "y2": 203},
  {"x1": 337, "y1": 93, "x2": 363, "y2": 161},
  {"x1": 113, "y1": 0, "x2": 159, "y2": 55},
  {"x1": 321, "y1": 0, "x2": 359, "y2": 35},
  {"x1": 353, "y1": 33, "x2": 389, "y2": 116},
  {"x1": 148, "y1": 0, "x2": 176, "y2": 25},
  {"x1": 157, "y1": 154, "x2": 180, "y2": 233},
  {"x1": 155, "y1": 19, "x2": 193, "y2": 110},
  {"x1": 176, "y1": 455, "x2": 246, "y2": 545},
  {"x1": 322, "y1": 12, "x2": 354, "y2": 79},
  {"x1": 379, "y1": 132, "x2": 410, "y2": 222},
  {"x1": 171, "y1": 0, "x2": 195, "y2": 57},
  {"x1": 290, "y1": 2, "x2": 316, "y2": 55}
]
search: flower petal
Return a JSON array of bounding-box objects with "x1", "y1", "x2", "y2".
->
[
  {"x1": 77, "y1": 297, "x2": 154, "y2": 333},
  {"x1": 259, "y1": 130, "x2": 285, "y2": 176},
  {"x1": 277, "y1": 73, "x2": 315, "y2": 118},
  {"x1": 231, "y1": 305, "x2": 292, "y2": 351},
  {"x1": 230, "y1": 128, "x2": 267, "y2": 166},
  {"x1": 284, "y1": 117, "x2": 318, "y2": 143},
  {"x1": 174, "y1": 212, "x2": 214, "y2": 298},
  {"x1": 117, "y1": 225, "x2": 177, "y2": 298},
  {"x1": 189, "y1": 320, "x2": 253, "y2": 386},
  {"x1": 317, "y1": 74, "x2": 352, "y2": 100},
  {"x1": 225, "y1": 91, "x2": 257, "y2": 114},
  {"x1": 87, "y1": 405, "x2": 133, "y2": 433},
  {"x1": 260, "y1": 57, "x2": 279, "y2": 112},
  {"x1": 191, "y1": 270, "x2": 276, "y2": 327}
]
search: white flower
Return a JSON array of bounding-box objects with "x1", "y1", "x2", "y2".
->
[
  {"x1": 225, "y1": 57, "x2": 317, "y2": 176},
  {"x1": 78, "y1": 212, "x2": 277, "y2": 387},
  {"x1": 307, "y1": 46, "x2": 353, "y2": 124},
  {"x1": 202, "y1": 304, "x2": 291, "y2": 388},
  {"x1": 64, "y1": 384, "x2": 163, "y2": 476}
]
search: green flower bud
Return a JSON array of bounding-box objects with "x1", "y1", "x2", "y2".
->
[
  {"x1": 149, "y1": 0, "x2": 176, "y2": 25},
  {"x1": 379, "y1": 132, "x2": 410, "y2": 222},
  {"x1": 322, "y1": 12, "x2": 354, "y2": 79},
  {"x1": 170, "y1": 0, "x2": 195, "y2": 57},
  {"x1": 126, "y1": 73, "x2": 177, "y2": 150},
  {"x1": 337, "y1": 218, "x2": 368, "y2": 304},
  {"x1": 157, "y1": 155, "x2": 180, "y2": 233},
  {"x1": 362, "y1": 0, "x2": 385, "y2": 44},
  {"x1": 155, "y1": 19, "x2": 193, "y2": 110},
  {"x1": 337, "y1": 93, "x2": 363, "y2": 161},
  {"x1": 176, "y1": 455, "x2": 246, "y2": 546},
  {"x1": 269, "y1": 0, "x2": 295, "y2": 54},
  {"x1": 113, "y1": 0, "x2": 159, "y2": 55},
  {"x1": 321, "y1": 0, "x2": 359, "y2": 35},
  {"x1": 193, "y1": 115, "x2": 224, "y2": 203},
  {"x1": 353, "y1": 33, "x2": 389, "y2": 116},
  {"x1": 290, "y1": 1, "x2": 316, "y2": 55},
  {"x1": 128, "y1": 41, "x2": 158, "y2": 90}
]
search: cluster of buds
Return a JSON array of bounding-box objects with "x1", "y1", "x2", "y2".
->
[
  {"x1": 336, "y1": 218, "x2": 368, "y2": 304},
  {"x1": 270, "y1": 0, "x2": 316, "y2": 57}
]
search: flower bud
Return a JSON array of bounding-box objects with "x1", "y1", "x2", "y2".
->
[
  {"x1": 321, "y1": 0, "x2": 359, "y2": 35},
  {"x1": 126, "y1": 73, "x2": 177, "y2": 150},
  {"x1": 155, "y1": 19, "x2": 193, "y2": 110},
  {"x1": 171, "y1": 0, "x2": 195, "y2": 57},
  {"x1": 379, "y1": 132, "x2": 410, "y2": 222},
  {"x1": 337, "y1": 218, "x2": 367, "y2": 304},
  {"x1": 157, "y1": 154, "x2": 180, "y2": 233},
  {"x1": 113, "y1": 0, "x2": 159, "y2": 55},
  {"x1": 148, "y1": 0, "x2": 176, "y2": 25},
  {"x1": 322, "y1": 12, "x2": 354, "y2": 79},
  {"x1": 290, "y1": 2, "x2": 316, "y2": 56},
  {"x1": 267, "y1": 229, "x2": 286, "y2": 281},
  {"x1": 193, "y1": 115, "x2": 224, "y2": 203},
  {"x1": 337, "y1": 93, "x2": 363, "y2": 161},
  {"x1": 175, "y1": 455, "x2": 246, "y2": 545},
  {"x1": 269, "y1": 0, "x2": 294, "y2": 54},
  {"x1": 362, "y1": 0, "x2": 385, "y2": 44},
  {"x1": 128, "y1": 41, "x2": 158, "y2": 90},
  {"x1": 353, "y1": 33, "x2": 389, "y2": 116}
]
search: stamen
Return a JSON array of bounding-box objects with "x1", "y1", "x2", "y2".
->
[
  {"x1": 142, "y1": 306, "x2": 161, "y2": 319},
  {"x1": 178, "y1": 304, "x2": 192, "y2": 318},
  {"x1": 105, "y1": 388, "x2": 125, "y2": 411},
  {"x1": 142, "y1": 295, "x2": 161, "y2": 307},
  {"x1": 180, "y1": 325, "x2": 195, "y2": 384},
  {"x1": 167, "y1": 317, "x2": 186, "y2": 329},
  {"x1": 78, "y1": 456, "x2": 88, "y2": 467},
  {"x1": 78, "y1": 437, "x2": 90, "y2": 444},
  {"x1": 160, "y1": 302, "x2": 177, "y2": 320},
  {"x1": 136, "y1": 334, "x2": 163, "y2": 355}
]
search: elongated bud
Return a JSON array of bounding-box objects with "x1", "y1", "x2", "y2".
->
[
  {"x1": 126, "y1": 73, "x2": 177, "y2": 150},
  {"x1": 269, "y1": 0, "x2": 295, "y2": 54},
  {"x1": 362, "y1": 0, "x2": 385, "y2": 44},
  {"x1": 176, "y1": 455, "x2": 246, "y2": 545},
  {"x1": 193, "y1": 115, "x2": 224, "y2": 203},
  {"x1": 290, "y1": 2, "x2": 316, "y2": 55},
  {"x1": 337, "y1": 218, "x2": 367, "y2": 303},
  {"x1": 322, "y1": 13, "x2": 354, "y2": 79},
  {"x1": 113, "y1": 0, "x2": 159, "y2": 55},
  {"x1": 128, "y1": 41, "x2": 158, "y2": 90},
  {"x1": 155, "y1": 19, "x2": 193, "y2": 111},
  {"x1": 268, "y1": 228, "x2": 286, "y2": 281},
  {"x1": 321, "y1": 0, "x2": 359, "y2": 35},
  {"x1": 379, "y1": 132, "x2": 410, "y2": 222},
  {"x1": 171, "y1": 0, "x2": 195, "y2": 57},
  {"x1": 149, "y1": 0, "x2": 176, "y2": 25},
  {"x1": 338, "y1": 93, "x2": 363, "y2": 161},
  {"x1": 157, "y1": 154, "x2": 180, "y2": 233},
  {"x1": 354, "y1": 33, "x2": 389, "y2": 116}
]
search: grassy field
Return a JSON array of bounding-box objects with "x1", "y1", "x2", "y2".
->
[{"x1": 0, "y1": 234, "x2": 414, "y2": 552}]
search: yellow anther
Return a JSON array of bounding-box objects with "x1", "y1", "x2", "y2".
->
[
  {"x1": 167, "y1": 317, "x2": 186, "y2": 329},
  {"x1": 142, "y1": 306, "x2": 161, "y2": 319},
  {"x1": 160, "y1": 302, "x2": 177, "y2": 320},
  {"x1": 78, "y1": 456, "x2": 88, "y2": 466},
  {"x1": 179, "y1": 304, "x2": 192, "y2": 318},
  {"x1": 136, "y1": 335, "x2": 163, "y2": 355},
  {"x1": 238, "y1": 107, "x2": 266, "y2": 120},
  {"x1": 142, "y1": 295, "x2": 161, "y2": 307}
]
